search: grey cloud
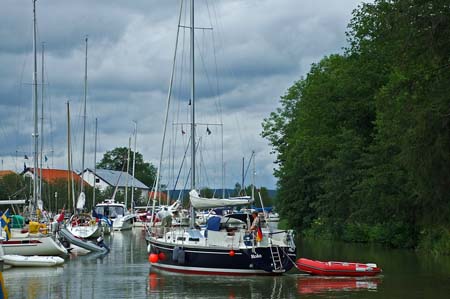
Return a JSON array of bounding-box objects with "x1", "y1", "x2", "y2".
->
[{"x1": 0, "y1": 0, "x2": 368, "y2": 188}]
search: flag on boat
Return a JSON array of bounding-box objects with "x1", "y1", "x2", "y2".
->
[
  {"x1": 0, "y1": 272, "x2": 7, "y2": 299},
  {"x1": 92, "y1": 209, "x2": 112, "y2": 227},
  {"x1": 256, "y1": 226, "x2": 263, "y2": 242},
  {"x1": 206, "y1": 127, "x2": 211, "y2": 135},
  {"x1": 1, "y1": 209, "x2": 12, "y2": 241}
]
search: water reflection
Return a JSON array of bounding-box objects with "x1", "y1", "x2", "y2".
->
[
  {"x1": 6, "y1": 229, "x2": 450, "y2": 299},
  {"x1": 148, "y1": 268, "x2": 300, "y2": 299},
  {"x1": 297, "y1": 276, "x2": 381, "y2": 295}
]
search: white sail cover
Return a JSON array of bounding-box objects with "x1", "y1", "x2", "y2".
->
[
  {"x1": 76, "y1": 192, "x2": 86, "y2": 210},
  {"x1": 189, "y1": 189, "x2": 253, "y2": 209}
]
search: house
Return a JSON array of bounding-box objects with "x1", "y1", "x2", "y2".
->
[
  {"x1": 80, "y1": 168, "x2": 150, "y2": 199},
  {"x1": 22, "y1": 168, "x2": 85, "y2": 185}
]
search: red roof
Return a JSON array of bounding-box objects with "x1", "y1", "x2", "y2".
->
[
  {"x1": 28, "y1": 168, "x2": 85, "y2": 184},
  {"x1": 0, "y1": 170, "x2": 15, "y2": 178}
]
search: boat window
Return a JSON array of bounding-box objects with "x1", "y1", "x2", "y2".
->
[{"x1": 94, "y1": 207, "x2": 105, "y2": 216}]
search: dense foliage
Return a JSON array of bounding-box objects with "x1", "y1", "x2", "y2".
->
[{"x1": 262, "y1": 0, "x2": 450, "y2": 253}]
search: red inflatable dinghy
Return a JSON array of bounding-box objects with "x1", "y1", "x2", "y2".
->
[{"x1": 296, "y1": 258, "x2": 382, "y2": 277}]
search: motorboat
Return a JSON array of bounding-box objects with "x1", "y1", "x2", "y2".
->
[
  {"x1": 296, "y1": 258, "x2": 382, "y2": 276},
  {"x1": 94, "y1": 200, "x2": 135, "y2": 231}
]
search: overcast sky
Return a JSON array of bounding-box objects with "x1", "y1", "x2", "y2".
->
[{"x1": 0, "y1": 0, "x2": 367, "y2": 190}]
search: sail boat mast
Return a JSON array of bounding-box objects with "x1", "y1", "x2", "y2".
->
[
  {"x1": 39, "y1": 42, "x2": 45, "y2": 208},
  {"x1": 81, "y1": 36, "x2": 88, "y2": 195},
  {"x1": 93, "y1": 118, "x2": 97, "y2": 207},
  {"x1": 131, "y1": 121, "x2": 137, "y2": 211},
  {"x1": 189, "y1": 0, "x2": 196, "y2": 227},
  {"x1": 67, "y1": 102, "x2": 72, "y2": 212},
  {"x1": 190, "y1": 0, "x2": 196, "y2": 191},
  {"x1": 32, "y1": 0, "x2": 39, "y2": 213}
]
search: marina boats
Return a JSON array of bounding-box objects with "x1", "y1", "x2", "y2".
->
[
  {"x1": 146, "y1": 0, "x2": 296, "y2": 275},
  {"x1": 94, "y1": 200, "x2": 135, "y2": 231},
  {"x1": 0, "y1": 237, "x2": 65, "y2": 267}
]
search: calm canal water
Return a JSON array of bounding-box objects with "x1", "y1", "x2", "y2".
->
[{"x1": 3, "y1": 228, "x2": 450, "y2": 298}]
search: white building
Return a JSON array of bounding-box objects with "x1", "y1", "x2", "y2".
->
[{"x1": 81, "y1": 168, "x2": 150, "y2": 199}]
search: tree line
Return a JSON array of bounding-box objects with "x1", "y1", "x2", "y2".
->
[{"x1": 262, "y1": 0, "x2": 450, "y2": 253}]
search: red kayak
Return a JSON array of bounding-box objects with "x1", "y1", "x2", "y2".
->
[{"x1": 296, "y1": 258, "x2": 382, "y2": 277}]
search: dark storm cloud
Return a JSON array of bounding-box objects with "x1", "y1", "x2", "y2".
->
[{"x1": 0, "y1": 0, "x2": 368, "y2": 188}]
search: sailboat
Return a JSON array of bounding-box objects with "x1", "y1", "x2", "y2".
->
[
  {"x1": 66, "y1": 37, "x2": 103, "y2": 239},
  {"x1": 146, "y1": 0, "x2": 296, "y2": 275},
  {"x1": 2, "y1": 0, "x2": 68, "y2": 257}
]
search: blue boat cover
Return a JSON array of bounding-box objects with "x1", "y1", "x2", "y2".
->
[{"x1": 206, "y1": 216, "x2": 221, "y2": 231}]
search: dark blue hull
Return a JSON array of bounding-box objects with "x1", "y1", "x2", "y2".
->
[{"x1": 147, "y1": 238, "x2": 296, "y2": 275}]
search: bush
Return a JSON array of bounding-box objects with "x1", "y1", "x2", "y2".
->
[{"x1": 417, "y1": 227, "x2": 450, "y2": 256}]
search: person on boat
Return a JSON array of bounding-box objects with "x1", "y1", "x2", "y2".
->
[
  {"x1": 249, "y1": 211, "x2": 260, "y2": 232},
  {"x1": 158, "y1": 207, "x2": 172, "y2": 228}
]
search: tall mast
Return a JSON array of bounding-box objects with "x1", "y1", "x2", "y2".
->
[
  {"x1": 190, "y1": 0, "x2": 196, "y2": 191},
  {"x1": 67, "y1": 102, "x2": 72, "y2": 212},
  {"x1": 152, "y1": 0, "x2": 184, "y2": 204},
  {"x1": 81, "y1": 36, "x2": 88, "y2": 195},
  {"x1": 32, "y1": 0, "x2": 39, "y2": 214},
  {"x1": 125, "y1": 136, "x2": 131, "y2": 209},
  {"x1": 131, "y1": 121, "x2": 137, "y2": 211},
  {"x1": 189, "y1": 0, "x2": 196, "y2": 228},
  {"x1": 93, "y1": 118, "x2": 97, "y2": 207},
  {"x1": 39, "y1": 42, "x2": 45, "y2": 207},
  {"x1": 252, "y1": 150, "x2": 255, "y2": 201}
]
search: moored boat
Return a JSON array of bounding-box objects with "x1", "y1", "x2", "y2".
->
[
  {"x1": 94, "y1": 200, "x2": 135, "y2": 231},
  {"x1": 2, "y1": 236, "x2": 68, "y2": 256},
  {"x1": 58, "y1": 228, "x2": 109, "y2": 253},
  {"x1": 296, "y1": 258, "x2": 382, "y2": 277},
  {"x1": 147, "y1": 213, "x2": 297, "y2": 275},
  {"x1": 145, "y1": 0, "x2": 297, "y2": 275},
  {"x1": 2, "y1": 255, "x2": 65, "y2": 267},
  {"x1": 67, "y1": 213, "x2": 102, "y2": 239}
]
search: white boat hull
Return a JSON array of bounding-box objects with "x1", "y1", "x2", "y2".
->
[
  {"x1": 2, "y1": 236, "x2": 68, "y2": 256},
  {"x1": 67, "y1": 224, "x2": 102, "y2": 239},
  {"x1": 112, "y1": 214, "x2": 135, "y2": 231}
]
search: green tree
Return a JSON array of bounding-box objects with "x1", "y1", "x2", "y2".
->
[
  {"x1": 262, "y1": 0, "x2": 450, "y2": 251},
  {"x1": 97, "y1": 147, "x2": 157, "y2": 188},
  {"x1": 0, "y1": 173, "x2": 27, "y2": 200}
]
